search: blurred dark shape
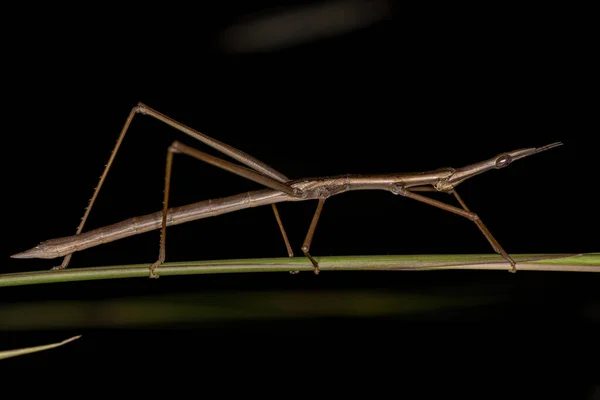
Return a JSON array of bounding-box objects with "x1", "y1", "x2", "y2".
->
[{"x1": 218, "y1": 0, "x2": 392, "y2": 53}]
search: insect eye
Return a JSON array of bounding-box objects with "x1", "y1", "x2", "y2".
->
[{"x1": 495, "y1": 154, "x2": 513, "y2": 168}]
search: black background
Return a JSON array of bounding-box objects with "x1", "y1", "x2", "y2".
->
[{"x1": 2, "y1": 1, "x2": 598, "y2": 393}]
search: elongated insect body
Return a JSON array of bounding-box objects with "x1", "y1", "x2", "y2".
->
[{"x1": 11, "y1": 103, "x2": 562, "y2": 277}]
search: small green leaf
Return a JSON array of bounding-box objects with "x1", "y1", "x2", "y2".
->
[{"x1": 0, "y1": 335, "x2": 81, "y2": 360}]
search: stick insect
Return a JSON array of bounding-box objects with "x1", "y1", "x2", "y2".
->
[{"x1": 12, "y1": 103, "x2": 562, "y2": 278}]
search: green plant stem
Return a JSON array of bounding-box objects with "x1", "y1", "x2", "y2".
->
[{"x1": 2, "y1": 253, "x2": 598, "y2": 287}]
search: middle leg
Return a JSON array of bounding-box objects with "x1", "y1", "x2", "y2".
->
[
  {"x1": 149, "y1": 140, "x2": 303, "y2": 278},
  {"x1": 271, "y1": 204, "x2": 294, "y2": 258},
  {"x1": 301, "y1": 197, "x2": 326, "y2": 275}
]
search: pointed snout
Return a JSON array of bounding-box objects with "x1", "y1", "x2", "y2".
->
[
  {"x1": 448, "y1": 141, "x2": 563, "y2": 187},
  {"x1": 508, "y1": 142, "x2": 563, "y2": 161}
]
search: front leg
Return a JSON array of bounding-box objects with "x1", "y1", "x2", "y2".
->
[{"x1": 392, "y1": 184, "x2": 516, "y2": 272}]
